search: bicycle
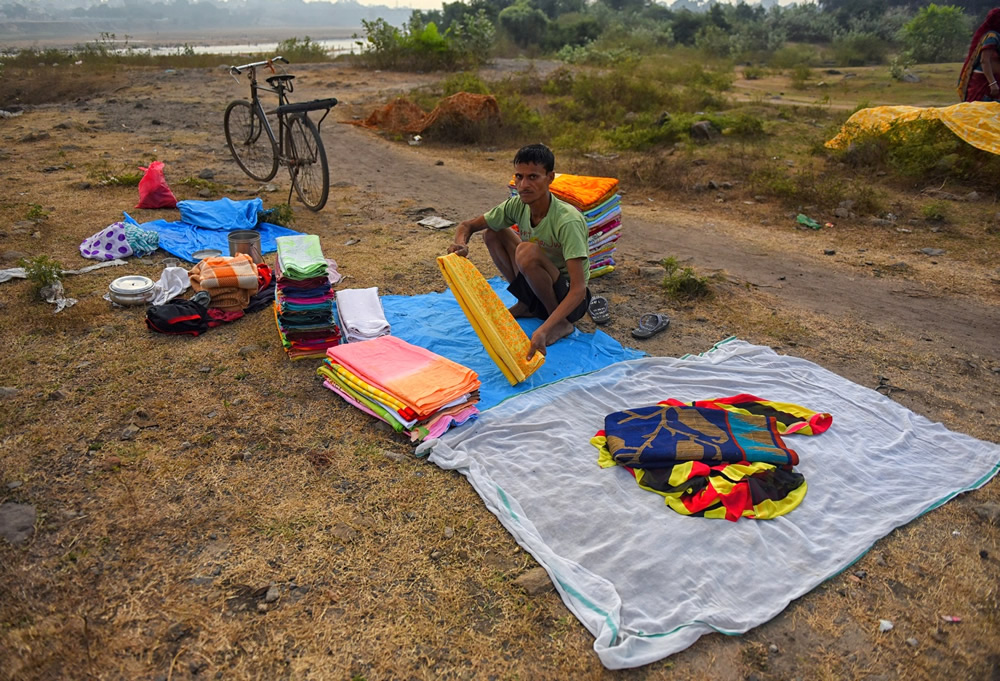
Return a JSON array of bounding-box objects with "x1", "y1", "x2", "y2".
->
[{"x1": 224, "y1": 56, "x2": 338, "y2": 212}]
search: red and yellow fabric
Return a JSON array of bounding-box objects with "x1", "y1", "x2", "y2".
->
[
  {"x1": 508, "y1": 173, "x2": 620, "y2": 211},
  {"x1": 958, "y1": 9, "x2": 1000, "y2": 101},
  {"x1": 662, "y1": 393, "x2": 832, "y2": 436},
  {"x1": 437, "y1": 253, "x2": 544, "y2": 386}
]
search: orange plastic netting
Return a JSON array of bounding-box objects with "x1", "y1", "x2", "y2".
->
[{"x1": 353, "y1": 92, "x2": 501, "y2": 135}]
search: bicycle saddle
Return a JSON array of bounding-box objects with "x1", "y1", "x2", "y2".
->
[{"x1": 266, "y1": 74, "x2": 296, "y2": 85}]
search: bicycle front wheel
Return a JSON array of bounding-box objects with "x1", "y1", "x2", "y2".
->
[
  {"x1": 224, "y1": 100, "x2": 278, "y2": 182},
  {"x1": 285, "y1": 114, "x2": 329, "y2": 212}
]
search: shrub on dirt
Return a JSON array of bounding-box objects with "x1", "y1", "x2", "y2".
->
[
  {"x1": 660, "y1": 256, "x2": 715, "y2": 300},
  {"x1": 275, "y1": 37, "x2": 330, "y2": 63},
  {"x1": 17, "y1": 255, "x2": 63, "y2": 292}
]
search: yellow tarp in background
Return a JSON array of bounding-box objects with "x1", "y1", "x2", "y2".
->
[
  {"x1": 826, "y1": 101, "x2": 1000, "y2": 154},
  {"x1": 437, "y1": 253, "x2": 544, "y2": 386}
]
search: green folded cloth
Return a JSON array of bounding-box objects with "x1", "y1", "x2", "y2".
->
[{"x1": 276, "y1": 234, "x2": 328, "y2": 279}]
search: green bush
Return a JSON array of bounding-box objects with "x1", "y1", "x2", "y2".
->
[
  {"x1": 831, "y1": 31, "x2": 888, "y2": 66},
  {"x1": 358, "y1": 13, "x2": 494, "y2": 71},
  {"x1": 901, "y1": 4, "x2": 968, "y2": 64},
  {"x1": 440, "y1": 72, "x2": 489, "y2": 96},
  {"x1": 275, "y1": 37, "x2": 329, "y2": 63}
]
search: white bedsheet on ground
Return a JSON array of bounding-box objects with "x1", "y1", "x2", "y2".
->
[{"x1": 417, "y1": 339, "x2": 1000, "y2": 669}]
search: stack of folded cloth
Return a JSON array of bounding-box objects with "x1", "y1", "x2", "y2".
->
[
  {"x1": 317, "y1": 335, "x2": 480, "y2": 442},
  {"x1": 335, "y1": 287, "x2": 391, "y2": 343},
  {"x1": 273, "y1": 234, "x2": 341, "y2": 360},
  {"x1": 188, "y1": 253, "x2": 261, "y2": 311},
  {"x1": 509, "y1": 173, "x2": 621, "y2": 278}
]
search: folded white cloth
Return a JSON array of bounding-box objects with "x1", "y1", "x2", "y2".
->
[
  {"x1": 150, "y1": 266, "x2": 190, "y2": 305},
  {"x1": 336, "y1": 287, "x2": 390, "y2": 343}
]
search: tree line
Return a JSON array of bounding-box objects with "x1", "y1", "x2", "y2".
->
[{"x1": 361, "y1": 1, "x2": 978, "y2": 70}]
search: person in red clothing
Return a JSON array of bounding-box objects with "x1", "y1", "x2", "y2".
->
[{"x1": 958, "y1": 8, "x2": 1000, "y2": 101}]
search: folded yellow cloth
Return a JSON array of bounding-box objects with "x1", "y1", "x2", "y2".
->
[{"x1": 437, "y1": 253, "x2": 544, "y2": 386}]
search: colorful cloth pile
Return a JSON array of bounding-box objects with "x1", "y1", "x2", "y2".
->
[
  {"x1": 591, "y1": 394, "x2": 832, "y2": 522},
  {"x1": 437, "y1": 253, "x2": 544, "y2": 386},
  {"x1": 80, "y1": 221, "x2": 160, "y2": 260},
  {"x1": 336, "y1": 287, "x2": 391, "y2": 343},
  {"x1": 273, "y1": 234, "x2": 340, "y2": 360},
  {"x1": 509, "y1": 173, "x2": 622, "y2": 278},
  {"x1": 188, "y1": 253, "x2": 260, "y2": 311},
  {"x1": 318, "y1": 335, "x2": 480, "y2": 442}
]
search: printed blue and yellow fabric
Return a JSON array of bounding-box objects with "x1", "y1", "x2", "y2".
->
[
  {"x1": 593, "y1": 398, "x2": 832, "y2": 521},
  {"x1": 601, "y1": 403, "x2": 799, "y2": 468}
]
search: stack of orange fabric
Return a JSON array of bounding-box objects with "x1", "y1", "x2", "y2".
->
[{"x1": 508, "y1": 173, "x2": 622, "y2": 278}]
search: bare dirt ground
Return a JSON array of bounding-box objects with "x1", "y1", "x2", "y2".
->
[{"x1": 1, "y1": 61, "x2": 998, "y2": 680}]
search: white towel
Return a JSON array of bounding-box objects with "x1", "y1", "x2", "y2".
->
[
  {"x1": 335, "y1": 287, "x2": 390, "y2": 343},
  {"x1": 150, "y1": 267, "x2": 190, "y2": 305}
]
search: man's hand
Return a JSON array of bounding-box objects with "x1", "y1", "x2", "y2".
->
[
  {"x1": 527, "y1": 328, "x2": 547, "y2": 360},
  {"x1": 447, "y1": 242, "x2": 469, "y2": 257}
]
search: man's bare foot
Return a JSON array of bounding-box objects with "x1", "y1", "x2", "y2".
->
[
  {"x1": 546, "y1": 320, "x2": 575, "y2": 345},
  {"x1": 508, "y1": 301, "x2": 531, "y2": 318}
]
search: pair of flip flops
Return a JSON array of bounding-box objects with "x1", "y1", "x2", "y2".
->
[
  {"x1": 631, "y1": 313, "x2": 670, "y2": 339},
  {"x1": 588, "y1": 296, "x2": 611, "y2": 325}
]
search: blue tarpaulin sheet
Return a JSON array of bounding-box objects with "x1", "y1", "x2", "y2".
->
[
  {"x1": 364, "y1": 278, "x2": 646, "y2": 411},
  {"x1": 124, "y1": 198, "x2": 300, "y2": 262}
]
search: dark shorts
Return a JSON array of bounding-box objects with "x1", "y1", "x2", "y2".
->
[{"x1": 507, "y1": 273, "x2": 591, "y2": 323}]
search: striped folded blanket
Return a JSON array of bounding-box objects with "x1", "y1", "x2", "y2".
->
[{"x1": 190, "y1": 253, "x2": 259, "y2": 290}]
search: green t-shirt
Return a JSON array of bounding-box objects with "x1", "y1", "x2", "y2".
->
[{"x1": 483, "y1": 193, "x2": 590, "y2": 285}]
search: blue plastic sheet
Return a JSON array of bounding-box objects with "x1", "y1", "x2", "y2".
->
[
  {"x1": 123, "y1": 198, "x2": 301, "y2": 262},
  {"x1": 372, "y1": 278, "x2": 645, "y2": 411}
]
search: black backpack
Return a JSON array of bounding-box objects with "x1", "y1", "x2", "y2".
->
[{"x1": 145, "y1": 297, "x2": 211, "y2": 336}]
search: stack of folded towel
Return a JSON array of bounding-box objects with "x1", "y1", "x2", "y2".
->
[
  {"x1": 188, "y1": 253, "x2": 260, "y2": 310},
  {"x1": 273, "y1": 234, "x2": 341, "y2": 360},
  {"x1": 509, "y1": 173, "x2": 621, "y2": 278},
  {"x1": 335, "y1": 287, "x2": 391, "y2": 343},
  {"x1": 317, "y1": 335, "x2": 480, "y2": 442}
]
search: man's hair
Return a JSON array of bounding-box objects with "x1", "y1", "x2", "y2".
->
[{"x1": 513, "y1": 144, "x2": 555, "y2": 173}]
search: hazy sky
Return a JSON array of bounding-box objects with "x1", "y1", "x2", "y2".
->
[{"x1": 305, "y1": 0, "x2": 809, "y2": 13}]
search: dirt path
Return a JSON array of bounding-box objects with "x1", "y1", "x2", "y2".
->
[{"x1": 327, "y1": 121, "x2": 1000, "y2": 359}]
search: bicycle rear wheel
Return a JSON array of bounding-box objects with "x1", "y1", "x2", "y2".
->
[
  {"x1": 224, "y1": 100, "x2": 278, "y2": 182},
  {"x1": 285, "y1": 114, "x2": 329, "y2": 212}
]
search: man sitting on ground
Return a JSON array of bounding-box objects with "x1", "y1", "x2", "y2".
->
[{"x1": 448, "y1": 143, "x2": 592, "y2": 359}]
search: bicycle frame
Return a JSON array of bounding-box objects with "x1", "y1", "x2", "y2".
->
[{"x1": 235, "y1": 62, "x2": 293, "y2": 165}]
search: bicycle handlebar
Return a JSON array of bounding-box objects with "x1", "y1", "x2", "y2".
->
[{"x1": 230, "y1": 56, "x2": 289, "y2": 76}]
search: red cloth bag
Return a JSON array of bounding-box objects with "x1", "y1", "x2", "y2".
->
[{"x1": 135, "y1": 160, "x2": 178, "y2": 209}]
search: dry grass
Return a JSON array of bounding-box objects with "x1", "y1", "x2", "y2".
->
[{"x1": 1, "y1": 62, "x2": 998, "y2": 681}]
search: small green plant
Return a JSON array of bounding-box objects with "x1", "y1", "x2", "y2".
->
[
  {"x1": 18, "y1": 255, "x2": 63, "y2": 291},
  {"x1": 180, "y1": 177, "x2": 223, "y2": 193},
  {"x1": 742, "y1": 66, "x2": 767, "y2": 80},
  {"x1": 660, "y1": 256, "x2": 713, "y2": 300},
  {"x1": 25, "y1": 204, "x2": 49, "y2": 220},
  {"x1": 921, "y1": 200, "x2": 949, "y2": 222},
  {"x1": 259, "y1": 203, "x2": 295, "y2": 227},
  {"x1": 88, "y1": 161, "x2": 143, "y2": 187}
]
